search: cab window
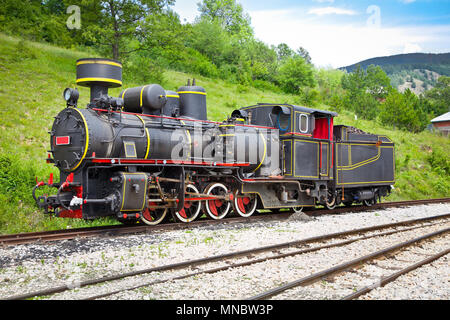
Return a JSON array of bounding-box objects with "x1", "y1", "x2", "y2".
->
[
  {"x1": 277, "y1": 113, "x2": 290, "y2": 131},
  {"x1": 298, "y1": 113, "x2": 308, "y2": 133}
]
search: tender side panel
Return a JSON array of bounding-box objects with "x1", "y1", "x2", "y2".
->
[{"x1": 336, "y1": 142, "x2": 395, "y2": 187}]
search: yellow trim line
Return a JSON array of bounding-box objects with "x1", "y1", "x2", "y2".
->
[
  {"x1": 136, "y1": 115, "x2": 150, "y2": 159},
  {"x1": 177, "y1": 91, "x2": 207, "y2": 95},
  {"x1": 339, "y1": 147, "x2": 381, "y2": 170},
  {"x1": 253, "y1": 132, "x2": 267, "y2": 173},
  {"x1": 121, "y1": 88, "x2": 128, "y2": 99},
  {"x1": 71, "y1": 108, "x2": 89, "y2": 171},
  {"x1": 76, "y1": 77, "x2": 122, "y2": 85},
  {"x1": 140, "y1": 85, "x2": 149, "y2": 108},
  {"x1": 77, "y1": 60, "x2": 122, "y2": 68}
]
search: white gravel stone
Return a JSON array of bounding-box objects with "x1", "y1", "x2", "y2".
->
[{"x1": 0, "y1": 203, "x2": 448, "y2": 300}]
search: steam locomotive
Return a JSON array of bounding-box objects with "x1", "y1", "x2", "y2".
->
[{"x1": 33, "y1": 58, "x2": 395, "y2": 225}]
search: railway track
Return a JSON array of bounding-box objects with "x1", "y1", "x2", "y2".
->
[
  {"x1": 3, "y1": 212, "x2": 449, "y2": 300},
  {"x1": 1, "y1": 198, "x2": 449, "y2": 247},
  {"x1": 248, "y1": 228, "x2": 449, "y2": 300}
]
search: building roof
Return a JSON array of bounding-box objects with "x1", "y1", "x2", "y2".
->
[{"x1": 431, "y1": 112, "x2": 450, "y2": 123}]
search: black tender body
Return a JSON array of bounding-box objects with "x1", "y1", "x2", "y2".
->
[{"x1": 34, "y1": 59, "x2": 395, "y2": 223}]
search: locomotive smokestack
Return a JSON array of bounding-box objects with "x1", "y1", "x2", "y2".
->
[{"x1": 75, "y1": 58, "x2": 122, "y2": 102}]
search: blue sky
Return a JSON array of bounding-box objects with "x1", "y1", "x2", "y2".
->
[{"x1": 173, "y1": 0, "x2": 450, "y2": 67}]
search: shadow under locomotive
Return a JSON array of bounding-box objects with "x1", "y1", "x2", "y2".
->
[{"x1": 33, "y1": 58, "x2": 395, "y2": 225}]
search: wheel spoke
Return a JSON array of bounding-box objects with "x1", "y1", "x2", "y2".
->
[
  {"x1": 233, "y1": 191, "x2": 257, "y2": 218},
  {"x1": 173, "y1": 184, "x2": 202, "y2": 223},
  {"x1": 203, "y1": 183, "x2": 231, "y2": 219}
]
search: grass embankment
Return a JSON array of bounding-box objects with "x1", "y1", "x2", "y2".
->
[{"x1": 0, "y1": 34, "x2": 448, "y2": 234}]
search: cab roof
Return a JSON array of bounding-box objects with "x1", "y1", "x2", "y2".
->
[{"x1": 251, "y1": 103, "x2": 338, "y2": 117}]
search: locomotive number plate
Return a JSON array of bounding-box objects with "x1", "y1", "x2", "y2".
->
[{"x1": 55, "y1": 136, "x2": 71, "y2": 145}]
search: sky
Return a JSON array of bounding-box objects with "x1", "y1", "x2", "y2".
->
[{"x1": 172, "y1": 0, "x2": 450, "y2": 68}]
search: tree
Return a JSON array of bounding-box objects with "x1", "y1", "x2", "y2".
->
[
  {"x1": 81, "y1": 0, "x2": 175, "y2": 60},
  {"x1": 187, "y1": 18, "x2": 234, "y2": 67},
  {"x1": 342, "y1": 64, "x2": 391, "y2": 100},
  {"x1": 425, "y1": 76, "x2": 450, "y2": 116},
  {"x1": 379, "y1": 89, "x2": 428, "y2": 133},
  {"x1": 275, "y1": 43, "x2": 295, "y2": 62},
  {"x1": 341, "y1": 65, "x2": 367, "y2": 97},
  {"x1": 340, "y1": 64, "x2": 393, "y2": 119},
  {"x1": 276, "y1": 56, "x2": 315, "y2": 94},
  {"x1": 297, "y1": 47, "x2": 312, "y2": 65},
  {"x1": 244, "y1": 39, "x2": 278, "y2": 82},
  {"x1": 197, "y1": 0, "x2": 253, "y2": 38},
  {"x1": 364, "y1": 65, "x2": 392, "y2": 99},
  {"x1": 0, "y1": 0, "x2": 73, "y2": 46}
]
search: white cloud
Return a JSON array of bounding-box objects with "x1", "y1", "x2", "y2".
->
[
  {"x1": 403, "y1": 42, "x2": 422, "y2": 53},
  {"x1": 248, "y1": 9, "x2": 450, "y2": 68},
  {"x1": 308, "y1": 6, "x2": 358, "y2": 16},
  {"x1": 313, "y1": 0, "x2": 335, "y2": 3}
]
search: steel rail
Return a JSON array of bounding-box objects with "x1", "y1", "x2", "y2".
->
[
  {"x1": 341, "y1": 248, "x2": 450, "y2": 300},
  {"x1": 1, "y1": 198, "x2": 449, "y2": 246},
  {"x1": 83, "y1": 221, "x2": 444, "y2": 300},
  {"x1": 247, "y1": 227, "x2": 449, "y2": 300},
  {"x1": 3, "y1": 213, "x2": 449, "y2": 300}
]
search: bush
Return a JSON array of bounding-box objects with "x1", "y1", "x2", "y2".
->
[
  {"x1": 379, "y1": 89, "x2": 428, "y2": 133},
  {"x1": 427, "y1": 147, "x2": 450, "y2": 175},
  {"x1": 352, "y1": 92, "x2": 379, "y2": 120},
  {"x1": 0, "y1": 154, "x2": 38, "y2": 204},
  {"x1": 328, "y1": 94, "x2": 345, "y2": 113},
  {"x1": 297, "y1": 87, "x2": 320, "y2": 107},
  {"x1": 276, "y1": 56, "x2": 315, "y2": 94},
  {"x1": 123, "y1": 54, "x2": 166, "y2": 85}
]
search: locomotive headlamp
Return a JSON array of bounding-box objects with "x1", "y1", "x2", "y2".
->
[{"x1": 63, "y1": 88, "x2": 79, "y2": 107}]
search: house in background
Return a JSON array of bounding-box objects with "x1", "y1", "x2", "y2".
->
[{"x1": 430, "y1": 112, "x2": 450, "y2": 136}]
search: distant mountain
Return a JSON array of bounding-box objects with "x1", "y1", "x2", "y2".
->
[{"x1": 339, "y1": 53, "x2": 450, "y2": 95}]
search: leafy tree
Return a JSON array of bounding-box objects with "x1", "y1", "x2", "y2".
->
[
  {"x1": 275, "y1": 43, "x2": 295, "y2": 62},
  {"x1": 243, "y1": 39, "x2": 278, "y2": 82},
  {"x1": 341, "y1": 65, "x2": 367, "y2": 96},
  {"x1": 340, "y1": 64, "x2": 393, "y2": 119},
  {"x1": 197, "y1": 0, "x2": 253, "y2": 38},
  {"x1": 315, "y1": 68, "x2": 345, "y2": 104},
  {"x1": 81, "y1": 0, "x2": 175, "y2": 60},
  {"x1": 187, "y1": 18, "x2": 234, "y2": 67},
  {"x1": 353, "y1": 92, "x2": 379, "y2": 120},
  {"x1": 342, "y1": 64, "x2": 392, "y2": 99},
  {"x1": 365, "y1": 65, "x2": 392, "y2": 99},
  {"x1": 276, "y1": 56, "x2": 315, "y2": 94},
  {"x1": 425, "y1": 76, "x2": 450, "y2": 116},
  {"x1": 0, "y1": 0, "x2": 73, "y2": 46},
  {"x1": 379, "y1": 89, "x2": 428, "y2": 132},
  {"x1": 297, "y1": 47, "x2": 312, "y2": 65}
]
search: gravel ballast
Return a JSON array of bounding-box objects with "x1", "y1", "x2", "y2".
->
[{"x1": 0, "y1": 203, "x2": 449, "y2": 300}]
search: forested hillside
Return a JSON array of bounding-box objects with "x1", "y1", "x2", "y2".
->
[
  {"x1": 0, "y1": 0, "x2": 449, "y2": 234},
  {"x1": 340, "y1": 53, "x2": 450, "y2": 94}
]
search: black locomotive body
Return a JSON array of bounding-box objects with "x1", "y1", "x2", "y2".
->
[{"x1": 34, "y1": 58, "x2": 395, "y2": 224}]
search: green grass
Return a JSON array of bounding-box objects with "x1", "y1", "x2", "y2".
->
[{"x1": 0, "y1": 33, "x2": 448, "y2": 234}]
